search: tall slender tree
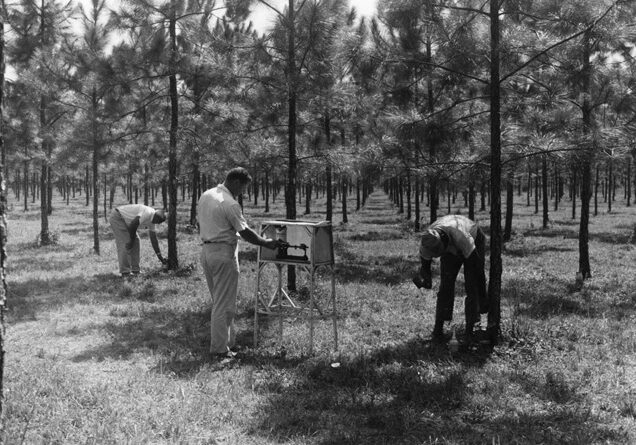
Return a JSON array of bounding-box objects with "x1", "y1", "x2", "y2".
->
[{"x1": 8, "y1": 0, "x2": 74, "y2": 245}]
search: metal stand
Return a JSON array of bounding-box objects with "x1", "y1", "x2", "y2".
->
[{"x1": 253, "y1": 261, "x2": 337, "y2": 354}]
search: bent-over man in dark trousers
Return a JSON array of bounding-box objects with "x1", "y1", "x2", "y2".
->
[
  {"x1": 109, "y1": 204, "x2": 167, "y2": 277},
  {"x1": 413, "y1": 215, "x2": 489, "y2": 341}
]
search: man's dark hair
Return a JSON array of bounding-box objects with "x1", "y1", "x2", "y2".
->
[{"x1": 225, "y1": 167, "x2": 252, "y2": 184}]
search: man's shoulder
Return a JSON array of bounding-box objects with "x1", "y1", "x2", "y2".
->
[
  {"x1": 119, "y1": 203, "x2": 152, "y2": 212},
  {"x1": 436, "y1": 214, "x2": 474, "y2": 226}
]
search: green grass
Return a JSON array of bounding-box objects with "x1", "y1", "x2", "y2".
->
[{"x1": 2, "y1": 188, "x2": 636, "y2": 444}]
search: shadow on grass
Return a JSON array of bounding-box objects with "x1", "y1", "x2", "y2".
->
[
  {"x1": 358, "y1": 217, "x2": 403, "y2": 225},
  {"x1": 503, "y1": 277, "x2": 635, "y2": 320},
  {"x1": 69, "y1": 301, "x2": 306, "y2": 378},
  {"x1": 503, "y1": 244, "x2": 575, "y2": 257},
  {"x1": 71, "y1": 305, "x2": 212, "y2": 368},
  {"x1": 60, "y1": 226, "x2": 96, "y2": 237},
  {"x1": 335, "y1": 255, "x2": 418, "y2": 286},
  {"x1": 6, "y1": 273, "x2": 134, "y2": 322},
  {"x1": 8, "y1": 256, "x2": 77, "y2": 275},
  {"x1": 347, "y1": 230, "x2": 406, "y2": 242},
  {"x1": 6, "y1": 272, "x2": 197, "y2": 323},
  {"x1": 244, "y1": 337, "x2": 626, "y2": 444},
  {"x1": 523, "y1": 228, "x2": 633, "y2": 244}
]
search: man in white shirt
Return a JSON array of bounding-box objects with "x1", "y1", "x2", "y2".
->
[
  {"x1": 413, "y1": 215, "x2": 489, "y2": 342},
  {"x1": 109, "y1": 204, "x2": 167, "y2": 277},
  {"x1": 198, "y1": 167, "x2": 279, "y2": 362}
]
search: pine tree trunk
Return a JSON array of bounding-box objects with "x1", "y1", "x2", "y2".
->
[
  {"x1": 414, "y1": 175, "x2": 421, "y2": 231},
  {"x1": 92, "y1": 90, "x2": 100, "y2": 255},
  {"x1": 264, "y1": 170, "x2": 270, "y2": 213},
  {"x1": 325, "y1": 112, "x2": 333, "y2": 222},
  {"x1": 607, "y1": 160, "x2": 613, "y2": 213},
  {"x1": 405, "y1": 171, "x2": 411, "y2": 220},
  {"x1": 342, "y1": 177, "x2": 348, "y2": 224},
  {"x1": 534, "y1": 161, "x2": 539, "y2": 214},
  {"x1": 542, "y1": 155, "x2": 549, "y2": 229},
  {"x1": 286, "y1": 0, "x2": 297, "y2": 291},
  {"x1": 23, "y1": 161, "x2": 28, "y2": 211},
  {"x1": 554, "y1": 164, "x2": 559, "y2": 211},
  {"x1": 571, "y1": 170, "x2": 577, "y2": 220},
  {"x1": 190, "y1": 163, "x2": 200, "y2": 226},
  {"x1": 40, "y1": 160, "x2": 50, "y2": 245},
  {"x1": 0, "y1": 15, "x2": 8, "y2": 418},
  {"x1": 167, "y1": 7, "x2": 179, "y2": 270},
  {"x1": 488, "y1": 2, "x2": 503, "y2": 344},
  {"x1": 594, "y1": 166, "x2": 599, "y2": 216},
  {"x1": 305, "y1": 181, "x2": 311, "y2": 215},
  {"x1": 468, "y1": 181, "x2": 475, "y2": 221},
  {"x1": 627, "y1": 157, "x2": 632, "y2": 207},
  {"x1": 578, "y1": 30, "x2": 593, "y2": 279},
  {"x1": 503, "y1": 171, "x2": 513, "y2": 242}
]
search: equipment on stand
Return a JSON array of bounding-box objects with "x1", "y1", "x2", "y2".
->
[
  {"x1": 276, "y1": 241, "x2": 308, "y2": 262},
  {"x1": 254, "y1": 220, "x2": 337, "y2": 354}
]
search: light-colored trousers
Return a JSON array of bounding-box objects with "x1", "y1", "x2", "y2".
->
[
  {"x1": 201, "y1": 243, "x2": 239, "y2": 354},
  {"x1": 109, "y1": 210, "x2": 140, "y2": 275}
]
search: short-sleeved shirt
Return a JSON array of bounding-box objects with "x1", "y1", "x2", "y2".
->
[
  {"x1": 116, "y1": 204, "x2": 157, "y2": 232},
  {"x1": 197, "y1": 184, "x2": 249, "y2": 244},
  {"x1": 421, "y1": 215, "x2": 478, "y2": 260}
]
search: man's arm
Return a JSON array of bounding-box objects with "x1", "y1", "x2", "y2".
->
[
  {"x1": 149, "y1": 231, "x2": 167, "y2": 264},
  {"x1": 126, "y1": 217, "x2": 140, "y2": 250},
  {"x1": 413, "y1": 258, "x2": 433, "y2": 290},
  {"x1": 239, "y1": 226, "x2": 278, "y2": 250},
  {"x1": 420, "y1": 258, "x2": 433, "y2": 289}
]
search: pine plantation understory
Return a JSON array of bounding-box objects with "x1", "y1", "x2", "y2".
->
[{"x1": 2, "y1": 189, "x2": 636, "y2": 444}]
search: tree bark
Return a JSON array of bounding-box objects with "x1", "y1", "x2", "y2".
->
[
  {"x1": 286, "y1": 0, "x2": 297, "y2": 291},
  {"x1": 167, "y1": 3, "x2": 179, "y2": 270},
  {"x1": 488, "y1": 1, "x2": 503, "y2": 344},
  {"x1": 542, "y1": 154, "x2": 549, "y2": 229},
  {"x1": 503, "y1": 170, "x2": 513, "y2": 242},
  {"x1": 91, "y1": 89, "x2": 100, "y2": 254},
  {"x1": 468, "y1": 180, "x2": 475, "y2": 221},
  {"x1": 578, "y1": 29, "x2": 593, "y2": 279},
  {"x1": 0, "y1": 10, "x2": 8, "y2": 421},
  {"x1": 341, "y1": 177, "x2": 348, "y2": 224}
]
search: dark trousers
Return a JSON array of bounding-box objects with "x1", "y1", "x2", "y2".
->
[{"x1": 435, "y1": 228, "x2": 488, "y2": 328}]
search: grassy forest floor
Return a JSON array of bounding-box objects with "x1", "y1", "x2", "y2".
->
[{"x1": 2, "y1": 186, "x2": 636, "y2": 444}]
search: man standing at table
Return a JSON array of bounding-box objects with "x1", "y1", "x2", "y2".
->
[{"x1": 198, "y1": 167, "x2": 279, "y2": 362}]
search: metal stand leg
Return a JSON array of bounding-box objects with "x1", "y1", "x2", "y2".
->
[
  {"x1": 277, "y1": 264, "x2": 283, "y2": 344},
  {"x1": 253, "y1": 260, "x2": 337, "y2": 354},
  {"x1": 254, "y1": 262, "x2": 262, "y2": 348},
  {"x1": 309, "y1": 267, "x2": 315, "y2": 355}
]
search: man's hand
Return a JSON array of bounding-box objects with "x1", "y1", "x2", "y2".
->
[
  {"x1": 413, "y1": 274, "x2": 432, "y2": 290},
  {"x1": 262, "y1": 238, "x2": 280, "y2": 250},
  {"x1": 413, "y1": 258, "x2": 433, "y2": 290}
]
